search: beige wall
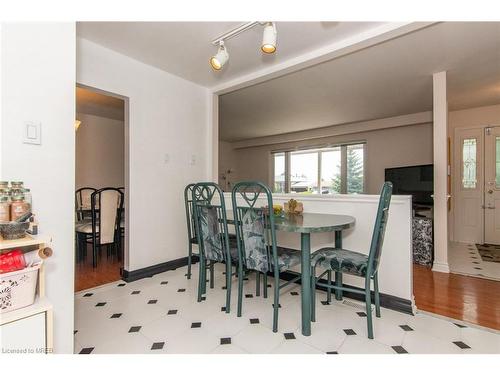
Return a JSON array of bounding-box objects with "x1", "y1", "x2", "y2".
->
[
  {"x1": 219, "y1": 121, "x2": 434, "y2": 194},
  {"x1": 75, "y1": 112, "x2": 124, "y2": 189}
]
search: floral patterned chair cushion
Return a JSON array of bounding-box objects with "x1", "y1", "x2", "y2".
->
[
  {"x1": 312, "y1": 248, "x2": 369, "y2": 277},
  {"x1": 273, "y1": 247, "x2": 301, "y2": 272},
  {"x1": 198, "y1": 205, "x2": 225, "y2": 262},
  {"x1": 241, "y1": 208, "x2": 269, "y2": 273}
]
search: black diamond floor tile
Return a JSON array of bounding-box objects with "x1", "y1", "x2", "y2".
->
[
  {"x1": 454, "y1": 323, "x2": 467, "y2": 328},
  {"x1": 178, "y1": 288, "x2": 186, "y2": 292},
  {"x1": 326, "y1": 351, "x2": 338, "y2": 354},
  {"x1": 284, "y1": 333, "x2": 296, "y2": 340},
  {"x1": 151, "y1": 342, "x2": 165, "y2": 350},
  {"x1": 220, "y1": 337, "x2": 231, "y2": 345},
  {"x1": 128, "y1": 326, "x2": 142, "y2": 333},
  {"x1": 250, "y1": 318, "x2": 259, "y2": 324},
  {"x1": 245, "y1": 294, "x2": 253, "y2": 298},
  {"x1": 74, "y1": 330, "x2": 78, "y2": 334},
  {"x1": 95, "y1": 302, "x2": 106, "y2": 307},
  {"x1": 117, "y1": 283, "x2": 126, "y2": 287},
  {"x1": 148, "y1": 299, "x2": 158, "y2": 304},
  {"x1": 110, "y1": 313, "x2": 122, "y2": 319},
  {"x1": 160, "y1": 281, "x2": 168, "y2": 285},
  {"x1": 191, "y1": 322, "x2": 202, "y2": 328},
  {"x1": 356, "y1": 312, "x2": 367, "y2": 317},
  {"x1": 343, "y1": 329, "x2": 356, "y2": 336},
  {"x1": 392, "y1": 345, "x2": 408, "y2": 354},
  {"x1": 83, "y1": 293, "x2": 93, "y2": 297},
  {"x1": 290, "y1": 291, "x2": 299, "y2": 296},
  {"x1": 272, "y1": 303, "x2": 281, "y2": 308},
  {"x1": 399, "y1": 324, "x2": 414, "y2": 331},
  {"x1": 167, "y1": 309, "x2": 178, "y2": 315},
  {"x1": 79, "y1": 347, "x2": 94, "y2": 354},
  {"x1": 453, "y1": 341, "x2": 471, "y2": 349},
  {"x1": 221, "y1": 306, "x2": 226, "y2": 312},
  {"x1": 131, "y1": 291, "x2": 140, "y2": 295}
]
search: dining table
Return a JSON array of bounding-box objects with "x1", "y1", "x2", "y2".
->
[{"x1": 227, "y1": 211, "x2": 355, "y2": 336}]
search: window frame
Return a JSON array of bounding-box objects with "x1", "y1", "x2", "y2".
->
[{"x1": 271, "y1": 142, "x2": 366, "y2": 194}]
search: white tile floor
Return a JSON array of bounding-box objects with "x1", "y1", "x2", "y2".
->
[
  {"x1": 74, "y1": 262, "x2": 500, "y2": 354},
  {"x1": 449, "y1": 242, "x2": 500, "y2": 281}
]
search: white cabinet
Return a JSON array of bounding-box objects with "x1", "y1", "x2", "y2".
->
[{"x1": 0, "y1": 312, "x2": 46, "y2": 354}]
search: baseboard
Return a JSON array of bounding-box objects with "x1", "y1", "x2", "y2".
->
[
  {"x1": 122, "y1": 255, "x2": 199, "y2": 282},
  {"x1": 279, "y1": 270, "x2": 414, "y2": 315},
  {"x1": 431, "y1": 261, "x2": 450, "y2": 273}
]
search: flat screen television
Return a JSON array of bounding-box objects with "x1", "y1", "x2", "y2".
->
[{"x1": 385, "y1": 164, "x2": 434, "y2": 205}]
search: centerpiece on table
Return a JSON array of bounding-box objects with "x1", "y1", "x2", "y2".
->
[{"x1": 284, "y1": 198, "x2": 303, "y2": 215}]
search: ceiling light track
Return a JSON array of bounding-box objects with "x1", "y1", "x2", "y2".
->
[{"x1": 209, "y1": 21, "x2": 277, "y2": 71}]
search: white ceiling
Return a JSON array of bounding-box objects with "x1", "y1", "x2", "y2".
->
[
  {"x1": 219, "y1": 23, "x2": 500, "y2": 141},
  {"x1": 76, "y1": 21, "x2": 384, "y2": 88},
  {"x1": 219, "y1": 22, "x2": 500, "y2": 141},
  {"x1": 76, "y1": 87, "x2": 125, "y2": 121}
]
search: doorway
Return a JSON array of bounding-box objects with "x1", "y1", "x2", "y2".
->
[
  {"x1": 452, "y1": 126, "x2": 500, "y2": 281},
  {"x1": 74, "y1": 85, "x2": 129, "y2": 291}
]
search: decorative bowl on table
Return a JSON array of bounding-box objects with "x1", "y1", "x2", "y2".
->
[{"x1": 0, "y1": 221, "x2": 29, "y2": 240}]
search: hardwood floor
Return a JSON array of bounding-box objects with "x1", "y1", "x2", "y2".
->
[
  {"x1": 75, "y1": 245, "x2": 123, "y2": 292},
  {"x1": 413, "y1": 264, "x2": 500, "y2": 330}
]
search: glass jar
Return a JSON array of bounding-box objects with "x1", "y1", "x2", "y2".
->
[
  {"x1": 10, "y1": 181, "x2": 24, "y2": 196},
  {"x1": 22, "y1": 188, "x2": 32, "y2": 212},
  {"x1": 10, "y1": 194, "x2": 29, "y2": 221},
  {"x1": 0, "y1": 196, "x2": 10, "y2": 222}
]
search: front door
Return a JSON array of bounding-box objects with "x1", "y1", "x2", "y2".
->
[{"x1": 484, "y1": 126, "x2": 500, "y2": 244}]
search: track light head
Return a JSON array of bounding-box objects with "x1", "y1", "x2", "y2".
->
[
  {"x1": 261, "y1": 22, "x2": 277, "y2": 54},
  {"x1": 210, "y1": 41, "x2": 229, "y2": 71}
]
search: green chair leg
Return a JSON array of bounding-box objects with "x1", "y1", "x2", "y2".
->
[
  {"x1": 209, "y1": 262, "x2": 215, "y2": 289},
  {"x1": 237, "y1": 264, "x2": 244, "y2": 317},
  {"x1": 374, "y1": 273, "x2": 381, "y2": 318},
  {"x1": 272, "y1": 273, "x2": 280, "y2": 332},
  {"x1": 225, "y1": 262, "x2": 231, "y2": 313},
  {"x1": 335, "y1": 271, "x2": 343, "y2": 300},
  {"x1": 311, "y1": 266, "x2": 317, "y2": 322},
  {"x1": 365, "y1": 278, "x2": 374, "y2": 339},
  {"x1": 263, "y1": 273, "x2": 268, "y2": 298},
  {"x1": 197, "y1": 257, "x2": 205, "y2": 302},
  {"x1": 256, "y1": 271, "x2": 261, "y2": 297},
  {"x1": 186, "y1": 242, "x2": 193, "y2": 279},
  {"x1": 327, "y1": 270, "x2": 332, "y2": 303}
]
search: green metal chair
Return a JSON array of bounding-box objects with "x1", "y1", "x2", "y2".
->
[
  {"x1": 192, "y1": 182, "x2": 238, "y2": 313},
  {"x1": 310, "y1": 181, "x2": 393, "y2": 339},
  {"x1": 184, "y1": 183, "x2": 198, "y2": 279},
  {"x1": 232, "y1": 181, "x2": 302, "y2": 333}
]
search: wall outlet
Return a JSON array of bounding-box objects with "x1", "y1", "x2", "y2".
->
[{"x1": 190, "y1": 154, "x2": 196, "y2": 166}]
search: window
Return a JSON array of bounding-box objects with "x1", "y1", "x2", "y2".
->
[
  {"x1": 462, "y1": 138, "x2": 477, "y2": 189},
  {"x1": 272, "y1": 143, "x2": 365, "y2": 194}
]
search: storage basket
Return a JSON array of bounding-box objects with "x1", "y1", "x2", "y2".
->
[{"x1": 0, "y1": 263, "x2": 40, "y2": 313}]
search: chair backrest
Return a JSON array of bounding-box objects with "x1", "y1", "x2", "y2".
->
[
  {"x1": 184, "y1": 183, "x2": 196, "y2": 241},
  {"x1": 75, "y1": 187, "x2": 96, "y2": 220},
  {"x1": 367, "y1": 181, "x2": 393, "y2": 274},
  {"x1": 192, "y1": 182, "x2": 231, "y2": 263},
  {"x1": 231, "y1": 181, "x2": 277, "y2": 274},
  {"x1": 91, "y1": 187, "x2": 124, "y2": 245}
]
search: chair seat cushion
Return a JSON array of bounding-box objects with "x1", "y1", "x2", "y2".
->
[
  {"x1": 312, "y1": 248, "x2": 369, "y2": 276},
  {"x1": 273, "y1": 247, "x2": 301, "y2": 271},
  {"x1": 76, "y1": 221, "x2": 98, "y2": 234}
]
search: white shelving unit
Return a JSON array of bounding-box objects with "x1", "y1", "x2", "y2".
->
[{"x1": 0, "y1": 234, "x2": 53, "y2": 354}]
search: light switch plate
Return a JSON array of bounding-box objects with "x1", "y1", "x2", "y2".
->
[{"x1": 23, "y1": 121, "x2": 41, "y2": 145}]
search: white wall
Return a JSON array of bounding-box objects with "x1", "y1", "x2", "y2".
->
[
  {"x1": 1, "y1": 23, "x2": 76, "y2": 353},
  {"x1": 75, "y1": 112, "x2": 124, "y2": 189},
  {"x1": 77, "y1": 38, "x2": 210, "y2": 271},
  {"x1": 223, "y1": 193, "x2": 414, "y2": 302}
]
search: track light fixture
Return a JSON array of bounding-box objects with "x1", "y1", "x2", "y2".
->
[
  {"x1": 210, "y1": 41, "x2": 229, "y2": 71},
  {"x1": 261, "y1": 22, "x2": 277, "y2": 54},
  {"x1": 209, "y1": 21, "x2": 277, "y2": 71}
]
